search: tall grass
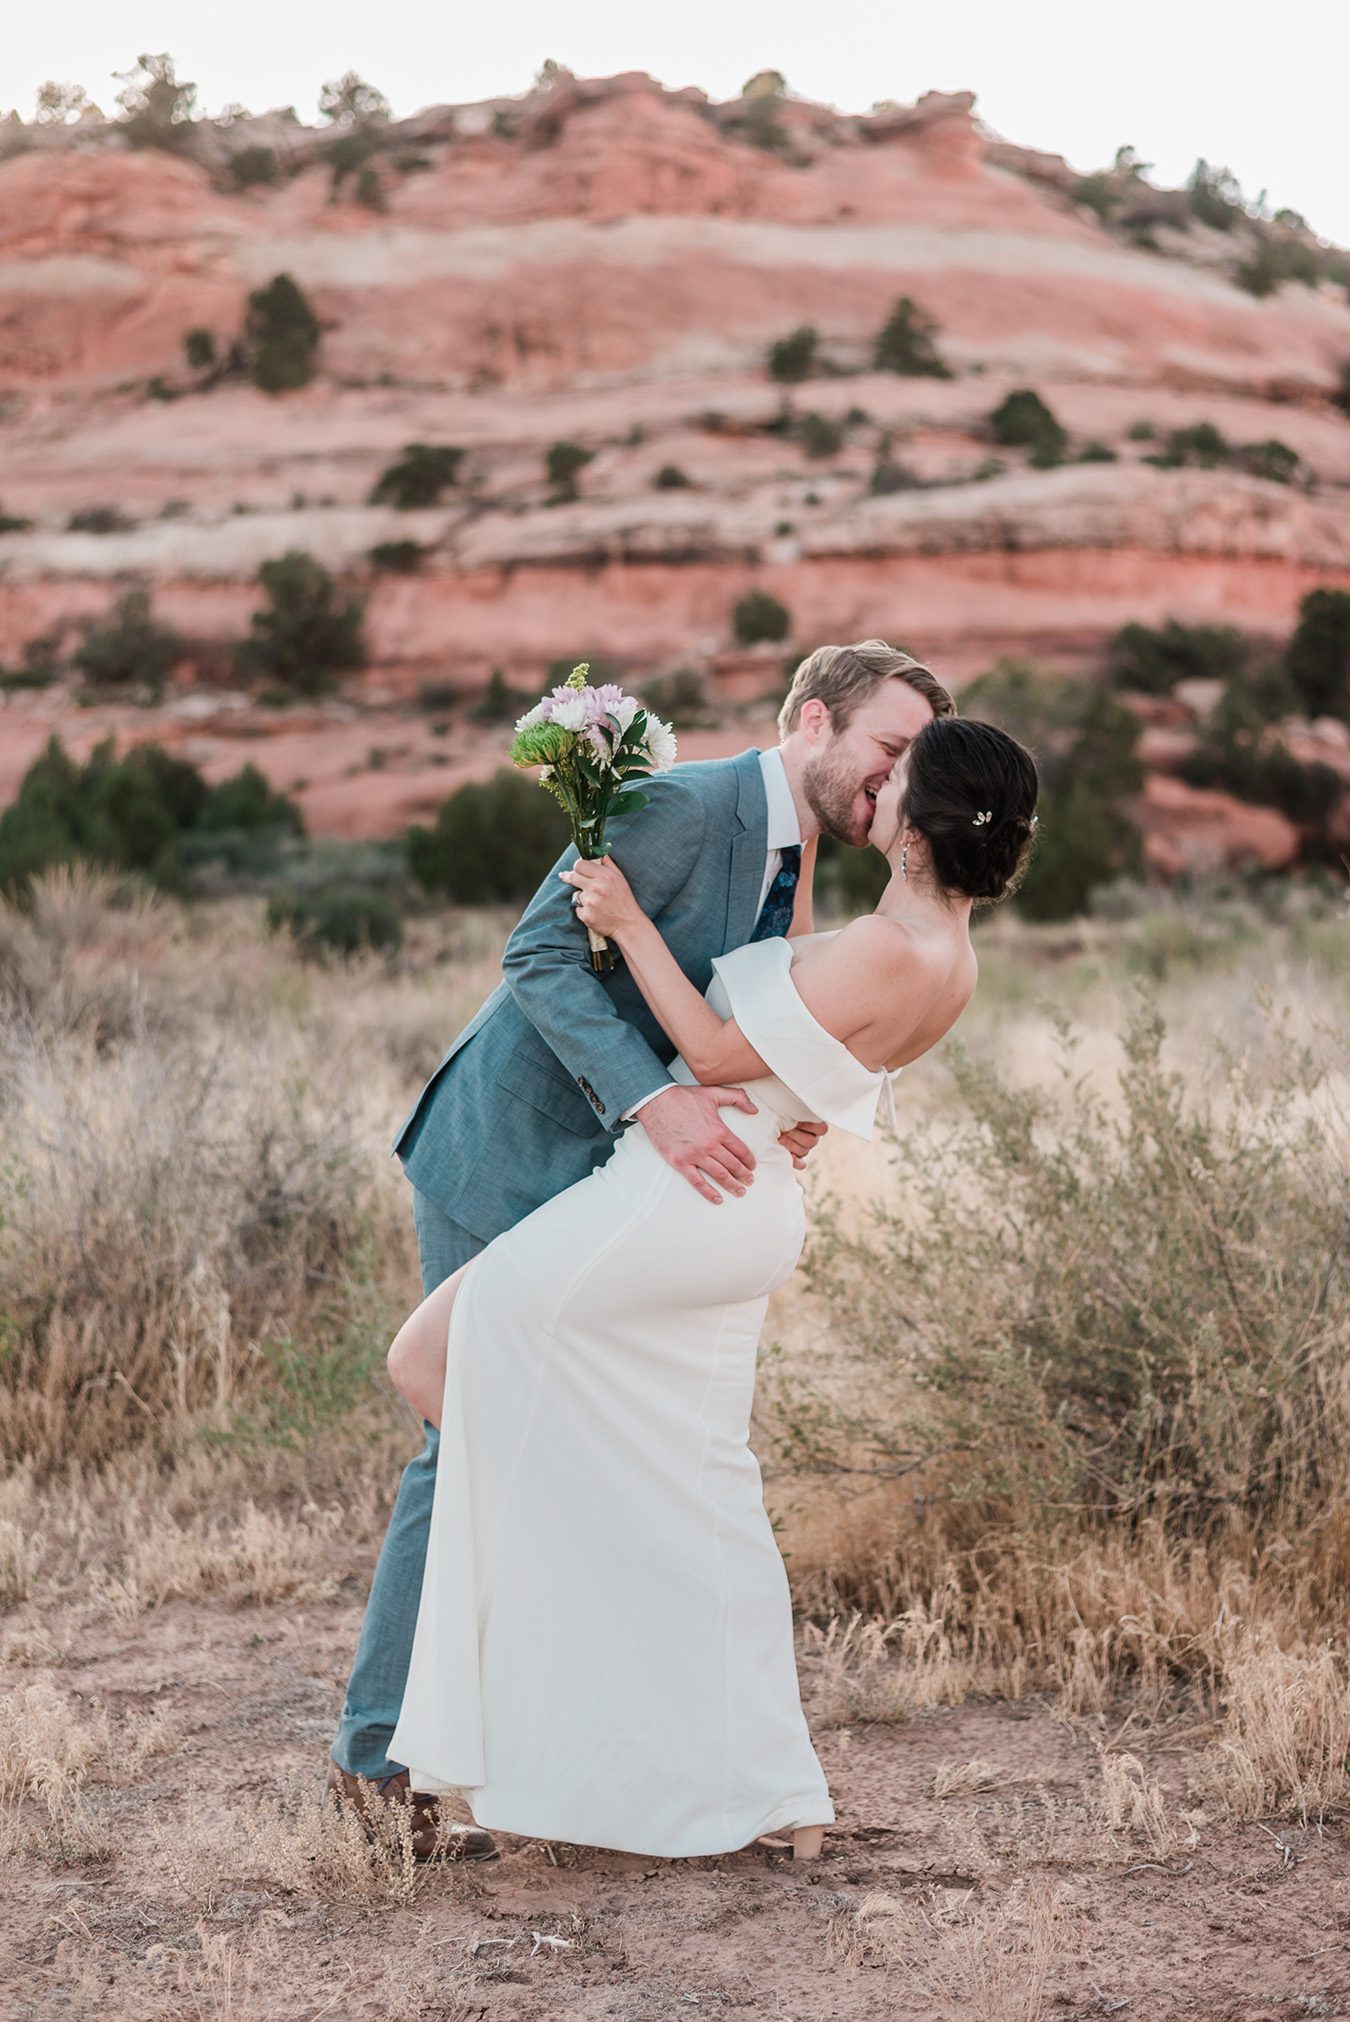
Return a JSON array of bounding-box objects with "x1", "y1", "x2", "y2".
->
[
  {"x1": 0, "y1": 870, "x2": 435, "y2": 1469},
  {"x1": 3, "y1": 869, "x2": 1348, "y2": 1826}
]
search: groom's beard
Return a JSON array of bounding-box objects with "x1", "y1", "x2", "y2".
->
[{"x1": 803, "y1": 750, "x2": 873, "y2": 848}]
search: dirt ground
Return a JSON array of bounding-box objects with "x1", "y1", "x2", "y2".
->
[{"x1": 5, "y1": 1591, "x2": 1349, "y2": 2022}]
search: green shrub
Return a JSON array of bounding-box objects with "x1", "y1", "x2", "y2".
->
[
  {"x1": 370, "y1": 443, "x2": 463, "y2": 509},
  {"x1": 738, "y1": 78, "x2": 790, "y2": 156},
  {"x1": 1236, "y1": 236, "x2": 1320, "y2": 297},
  {"x1": 234, "y1": 550, "x2": 366, "y2": 694},
  {"x1": 1127, "y1": 419, "x2": 1157, "y2": 442},
  {"x1": 800, "y1": 1001, "x2": 1346, "y2": 1550},
  {"x1": 1335, "y1": 361, "x2": 1350, "y2": 422},
  {"x1": 1236, "y1": 438, "x2": 1300, "y2": 485},
  {"x1": 416, "y1": 680, "x2": 458, "y2": 713},
  {"x1": 0, "y1": 738, "x2": 303, "y2": 896},
  {"x1": 73, "y1": 586, "x2": 181, "y2": 695},
  {"x1": 1284, "y1": 589, "x2": 1350, "y2": 722},
  {"x1": 987, "y1": 388, "x2": 1067, "y2": 466},
  {"x1": 1106, "y1": 619, "x2": 1251, "y2": 694},
  {"x1": 732, "y1": 590, "x2": 791, "y2": 646},
  {"x1": 408, "y1": 770, "x2": 569, "y2": 903},
  {"x1": 5, "y1": 632, "x2": 62, "y2": 690},
  {"x1": 1018, "y1": 773, "x2": 1135, "y2": 921},
  {"x1": 318, "y1": 70, "x2": 390, "y2": 128},
  {"x1": 68, "y1": 504, "x2": 134, "y2": 534},
  {"x1": 1181, "y1": 735, "x2": 1343, "y2": 829},
  {"x1": 1141, "y1": 421, "x2": 1300, "y2": 486},
  {"x1": 470, "y1": 668, "x2": 533, "y2": 724},
  {"x1": 195, "y1": 762, "x2": 304, "y2": 837},
  {"x1": 323, "y1": 129, "x2": 374, "y2": 193},
  {"x1": 353, "y1": 163, "x2": 384, "y2": 211},
  {"x1": 869, "y1": 458, "x2": 921, "y2": 494},
  {"x1": 1187, "y1": 159, "x2": 1245, "y2": 231},
  {"x1": 1208, "y1": 661, "x2": 1299, "y2": 731},
  {"x1": 367, "y1": 538, "x2": 427, "y2": 572},
  {"x1": 1151, "y1": 420, "x2": 1229, "y2": 469},
  {"x1": 960, "y1": 662, "x2": 1143, "y2": 918},
  {"x1": 1070, "y1": 172, "x2": 1121, "y2": 222},
  {"x1": 114, "y1": 52, "x2": 198, "y2": 155},
  {"x1": 794, "y1": 411, "x2": 842, "y2": 459},
  {"x1": 1075, "y1": 439, "x2": 1118, "y2": 463},
  {"x1": 545, "y1": 440, "x2": 595, "y2": 498},
  {"x1": 814, "y1": 834, "x2": 889, "y2": 912},
  {"x1": 226, "y1": 144, "x2": 279, "y2": 190},
  {"x1": 767, "y1": 325, "x2": 819, "y2": 383},
  {"x1": 873, "y1": 295, "x2": 952, "y2": 378},
  {"x1": 183, "y1": 326, "x2": 216, "y2": 371},
  {"x1": 0, "y1": 504, "x2": 33, "y2": 534},
  {"x1": 244, "y1": 273, "x2": 320, "y2": 394},
  {"x1": 266, "y1": 884, "x2": 402, "y2": 958},
  {"x1": 652, "y1": 463, "x2": 693, "y2": 490},
  {"x1": 640, "y1": 668, "x2": 716, "y2": 728}
]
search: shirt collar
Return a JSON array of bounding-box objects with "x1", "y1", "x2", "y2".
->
[{"x1": 758, "y1": 746, "x2": 802, "y2": 852}]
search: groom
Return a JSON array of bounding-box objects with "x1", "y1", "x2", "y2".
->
[{"x1": 329, "y1": 639, "x2": 954, "y2": 1855}]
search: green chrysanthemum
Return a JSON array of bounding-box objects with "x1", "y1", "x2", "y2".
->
[{"x1": 509, "y1": 721, "x2": 570, "y2": 768}]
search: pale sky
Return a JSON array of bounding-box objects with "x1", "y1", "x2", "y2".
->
[{"x1": 7, "y1": 0, "x2": 1350, "y2": 245}]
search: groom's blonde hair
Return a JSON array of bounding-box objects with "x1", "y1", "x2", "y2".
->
[{"x1": 778, "y1": 639, "x2": 955, "y2": 736}]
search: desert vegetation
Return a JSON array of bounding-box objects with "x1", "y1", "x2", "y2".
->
[{"x1": 0, "y1": 867, "x2": 1346, "y2": 2014}]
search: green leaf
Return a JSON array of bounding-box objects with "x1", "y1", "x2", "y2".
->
[{"x1": 608, "y1": 790, "x2": 650, "y2": 818}]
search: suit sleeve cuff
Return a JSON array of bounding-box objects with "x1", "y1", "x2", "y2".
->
[{"x1": 622, "y1": 1083, "x2": 677, "y2": 1123}]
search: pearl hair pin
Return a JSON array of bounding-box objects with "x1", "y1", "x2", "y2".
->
[{"x1": 972, "y1": 809, "x2": 992, "y2": 826}]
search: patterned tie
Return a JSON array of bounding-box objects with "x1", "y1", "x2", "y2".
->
[{"x1": 749, "y1": 844, "x2": 802, "y2": 942}]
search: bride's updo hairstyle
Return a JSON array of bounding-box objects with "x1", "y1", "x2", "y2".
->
[{"x1": 901, "y1": 717, "x2": 1039, "y2": 902}]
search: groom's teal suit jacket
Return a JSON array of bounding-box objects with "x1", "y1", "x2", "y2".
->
[{"x1": 394, "y1": 748, "x2": 772, "y2": 1244}]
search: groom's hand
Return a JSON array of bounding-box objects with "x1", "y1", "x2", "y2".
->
[
  {"x1": 638, "y1": 1085, "x2": 758, "y2": 1205},
  {"x1": 779, "y1": 1120, "x2": 828, "y2": 1169}
]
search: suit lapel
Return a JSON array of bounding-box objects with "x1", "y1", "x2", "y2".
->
[{"x1": 722, "y1": 749, "x2": 769, "y2": 953}]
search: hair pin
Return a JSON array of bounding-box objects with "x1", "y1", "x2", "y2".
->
[
  {"x1": 1029, "y1": 814, "x2": 1039, "y2": 829},
  {"x1": 972, "y1": 809, "x2": 992, "y2": 826}
]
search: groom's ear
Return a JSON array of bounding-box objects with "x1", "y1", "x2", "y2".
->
[{"x1": 796, "y1": 698, "x2": 831, "y2": 743}]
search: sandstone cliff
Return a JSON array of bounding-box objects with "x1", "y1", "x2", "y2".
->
[{"x1": 1, "y1": 73, "x2": 1348, "y2": 851}]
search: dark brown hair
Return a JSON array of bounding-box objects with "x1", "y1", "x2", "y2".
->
[{"x1": 902, "y1": 716, "x2": 1039, "y2": 901}]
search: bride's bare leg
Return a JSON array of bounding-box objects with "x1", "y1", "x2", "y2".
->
[{"x1": 386, "y1": 1263, "x2": 470, "y2": 1428}]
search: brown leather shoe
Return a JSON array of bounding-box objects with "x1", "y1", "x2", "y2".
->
[{"x1": 325, "y1": 1760, "x2": 498, "y2": 1862}]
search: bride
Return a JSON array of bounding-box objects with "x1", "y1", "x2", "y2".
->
[{"x1": 384, "y1": 714, "x2": 1038, "y2": 1862}]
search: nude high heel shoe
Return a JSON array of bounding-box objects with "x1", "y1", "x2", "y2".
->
[{"x1": 752, "y1": 1824, "x2": 826, "y2": 1860}]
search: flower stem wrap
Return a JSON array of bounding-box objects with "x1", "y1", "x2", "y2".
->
[{"x1": 509, "y1": 664, "x2": 678, "y2": 974}]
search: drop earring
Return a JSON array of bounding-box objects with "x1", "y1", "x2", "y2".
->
[{"x1": 900, "y1": 838, "x2": 910, "y2": 882}]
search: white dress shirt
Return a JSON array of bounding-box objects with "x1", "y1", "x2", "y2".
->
[{"x1": 624, "y1": 748, "x2": 803, "y2": 1121}]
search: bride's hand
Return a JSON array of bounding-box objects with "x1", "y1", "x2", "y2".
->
[{"x1": 560, "y1": 855, "x2": 643, "y2": 937}]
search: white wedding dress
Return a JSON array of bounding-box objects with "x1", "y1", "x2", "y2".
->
[{"x1": 389, "y1": 935, "x2": 895, "y2": 1858}]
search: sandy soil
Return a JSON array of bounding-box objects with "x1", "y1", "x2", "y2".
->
[{"x1": 5, "y1": 1593, "x2": 1348, "y2": 2022}]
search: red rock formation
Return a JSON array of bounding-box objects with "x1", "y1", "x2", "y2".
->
[
  {"x1": 1138, "y1": 773, "x2": 1300, "y2": 876},
  {"x1": 1, "y1": 74, "x2": 1348, "y2": 850}
]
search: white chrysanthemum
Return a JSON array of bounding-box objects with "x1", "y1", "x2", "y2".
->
[
  {"x1": 514, "y1": 701, "x2": 548, "y2": 733},
  {"x1": 645, "y1": 715, "x2": 678, "y2": 771},
  {"x1": 611, "y1": 694, "x2": 640, "y2": 734},
  {"x1": 552, "y1": 696, "x2": 589, "y2": 733}
]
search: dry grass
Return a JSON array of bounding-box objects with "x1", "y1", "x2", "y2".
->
[
  {"x1": 147, "y1": 1772, "x2": 486, "y2": 1914},
  {"x1": 2, "y1": 867, "x2": 1347, "y2": 1926},
  {"x1": 826, "y1": 1875, "x2": 1076, "y2": 2018},
  {"x1": 1199, "y1": 1636, "x2": 1350, "y2": 1824},
  {"x1": 0, "y1": 1674, "x2": 187, "y2": 1867}
]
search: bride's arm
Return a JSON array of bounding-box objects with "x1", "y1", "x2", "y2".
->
[{"x1": 561, "y1": 858, "x2": 770, "y2": 1085}]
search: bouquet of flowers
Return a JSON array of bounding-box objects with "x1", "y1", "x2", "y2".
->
[{"x1": 510, "y1": 663, "x2": 677, "y2": 973}]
